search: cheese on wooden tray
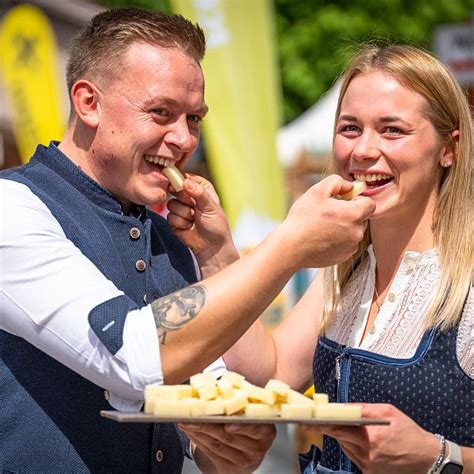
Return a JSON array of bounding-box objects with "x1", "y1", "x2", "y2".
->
[{"x1": 144, "y1": 371, "x2": 362, "y2": 421}]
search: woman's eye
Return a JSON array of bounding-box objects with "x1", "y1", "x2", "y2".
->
[
  {"x1": 385, "y1": 126, "x2": 402, "y2": 134},
  {"x1": 339, "y1": 124, "x2": 359, "y2": 133}
]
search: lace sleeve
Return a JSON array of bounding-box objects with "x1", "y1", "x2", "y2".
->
[{"x1": 456, "y1": 288, "x2": 474, "y2": 379}]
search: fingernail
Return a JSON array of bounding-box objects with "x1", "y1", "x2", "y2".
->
[{"x1": 225, "y1": 424, "x2": 239, "y2": 432}]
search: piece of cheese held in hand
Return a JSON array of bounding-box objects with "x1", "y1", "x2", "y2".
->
[
  {"x1": 162, "y1": 165, "x2": 185, "y2": 192},
  {"x1": 337, "y1": 180, "x2": 367, "y2": 200}
]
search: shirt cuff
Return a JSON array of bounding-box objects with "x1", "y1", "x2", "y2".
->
[{"x1": 112, "y1": 305, "x2": 163, "y2": 398}]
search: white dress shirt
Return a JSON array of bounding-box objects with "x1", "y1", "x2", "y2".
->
[{"x1": 0, "y1": 179, "x2": 226, "y2": 411}]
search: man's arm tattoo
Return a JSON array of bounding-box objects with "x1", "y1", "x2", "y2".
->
[{"x1": 151, "y1": 285, "x2": 207, "y2": 344}]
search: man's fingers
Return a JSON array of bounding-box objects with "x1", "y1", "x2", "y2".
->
[
  {"x1": 184, "y1": 174, "x2": 221, "y2": 204},
  {"x1": 351, "y1": 195, "x2": 376, "y2": 219},
  {"x1": 225, "y1": 423, "x2": 276, "y2": 441},
  {"x1": 182, "y1": 179, "x2": 220, "y2": 215},
  {"x1": 180, "y1": 426, "x2": 260, "y2": 470},
  {"x1": 167, "y1": 198, "x2": 195, "y2": 221},
  {"x1": 312, "y1": 174, "x2": 347, "y2": 198}
]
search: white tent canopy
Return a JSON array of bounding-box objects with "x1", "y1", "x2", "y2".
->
[{"x1": 277, "y1": 80, "x2": 341, "y2": 167}]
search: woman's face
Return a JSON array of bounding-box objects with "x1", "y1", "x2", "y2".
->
[{"x1": 334, "y1": 71, "x2": 451, "y2": 223}]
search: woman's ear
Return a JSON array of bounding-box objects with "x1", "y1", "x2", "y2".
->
[
  {"x1": 70, "y1": 80, "x2": 100, "y2": 128},
  {"x1": 440, "y1": 130, "x2": 459, "y2": 168}
]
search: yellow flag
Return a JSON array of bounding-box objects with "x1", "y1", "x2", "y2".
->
[
  {"x1": 0, "y1": 4, "x2": 65, "y2": 163},
  {"x1": 170, "y1": 0, "x2": 286, "y2": 239}
]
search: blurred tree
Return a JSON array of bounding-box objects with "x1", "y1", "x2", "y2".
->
[
  {"x1": 101, "y1": 0, "x2": 171, "y2": 13},
  {"x1": 100, "y1": 0, "x2": 473, "y2": 122},
  {"x1": 275, "y1": 0, "x2": 474, "y2": 122}
]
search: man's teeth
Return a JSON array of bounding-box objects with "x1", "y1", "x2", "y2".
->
[
  {"x1": 354, "y1": 173, "x2": 392, "y2": 183},
  {"x1": 144, "y1": 155, "x2": 173, "y2": 167}
]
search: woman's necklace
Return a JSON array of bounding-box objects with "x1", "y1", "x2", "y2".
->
[{"x1": 373, "y1": 286, "x2": 383, "y2": 311}]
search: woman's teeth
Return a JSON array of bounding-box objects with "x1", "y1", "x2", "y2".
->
[
  {"x1": 354, "y1": 173, "x2": 393, "y2": 186},
  {"x1": 144, "y1": 155, "x2": 172, "y2": 167}
]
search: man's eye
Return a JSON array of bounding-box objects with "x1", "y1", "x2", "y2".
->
[
  {"x1": 153, "y1": 108, "x2": 169, "y2": 117},
  {"x1": 187, "y1": 114, "x2": 202, "y2": 123},
  {"x1": 385, "y1": 126, "x2": 402, "y2": 134}
]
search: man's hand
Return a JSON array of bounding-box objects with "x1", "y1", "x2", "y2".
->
[
  {"x1": 279, "y1": 174, "x2": 375, "y2": 269},
  {"x1": 179, "y1": 422, "x2": 276, "y2": 473},
  {"x1": 167, "y1": 175, "x2": 239, "y2": 277}
]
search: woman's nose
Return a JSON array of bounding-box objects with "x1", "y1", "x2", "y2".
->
[{"x1": 351, "y1": 130, "x2": 381, "y2": 161}]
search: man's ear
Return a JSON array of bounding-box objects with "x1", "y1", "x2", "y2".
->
[{"x1": 70, "y1": 80, "x2": 100, "y2": 128}]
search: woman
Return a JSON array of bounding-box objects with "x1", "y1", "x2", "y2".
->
[{"x1": 170, "y1": 44, "x2": 473, "y2": 473}]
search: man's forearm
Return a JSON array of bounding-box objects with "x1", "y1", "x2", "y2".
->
[{"x1": 153, "y1": 227, "x2": 297, "y2": 384}]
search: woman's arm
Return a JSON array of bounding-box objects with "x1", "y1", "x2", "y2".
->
[{"x1": 224, "y1": 269, "x2": 326, "y2": 392}]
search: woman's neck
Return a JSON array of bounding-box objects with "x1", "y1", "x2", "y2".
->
[{"x1": 370, "y1": 209, "x2": 435, "y2": 286}]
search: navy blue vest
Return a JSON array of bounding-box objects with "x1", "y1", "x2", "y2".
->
[
  {"x1": 303, "y1": 324, "x2": 473, "y2": 473},
  {"x1": 1, "y1": 143, "x2": 198, "y2": 472}
]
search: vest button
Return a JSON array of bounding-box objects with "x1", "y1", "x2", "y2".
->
[
  {"x1": 155, "y1": 449, "x2": 163, "y2": 462},
  {"x1": 388, "y1": 292, "x2": 396, "y2": 302},
  {"x1": 135, "y1": 259, "x2": 147, "y2": 272},
  {"x1": 129, "y1": 227, "x2": 141, "y2": 240}
]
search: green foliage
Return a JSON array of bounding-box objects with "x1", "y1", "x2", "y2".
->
[
  {"x1": 275, "y1": 0, "x2": 473, "y2": 122},
  {"x1": 99, "y1": 0, "x2": 171, "y2": 13},
  {"x1": 99, "y1": 0, "x2": 473, "y2": 122}
]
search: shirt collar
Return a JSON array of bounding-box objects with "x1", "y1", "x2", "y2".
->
[
  {"x1": 367, "y1": 244, "x2": 439, "y2": 272},
  {"x1": 34, "y1": 141, "x2": 142, "y2": 216}
]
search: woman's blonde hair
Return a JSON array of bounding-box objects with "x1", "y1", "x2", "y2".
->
[{"x1": 323, "y1": 44, "x2": 473, "y2": 331}]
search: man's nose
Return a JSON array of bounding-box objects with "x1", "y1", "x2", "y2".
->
[{"x1": 165, "y1": 116, "x2": 195, "y2": 152}]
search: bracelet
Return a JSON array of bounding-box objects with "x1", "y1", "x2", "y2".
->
[{"x1": 428, "y1": 434, "x2": 446, "y2": 474}]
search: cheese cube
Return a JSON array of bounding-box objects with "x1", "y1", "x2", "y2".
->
[
  {"x1": 144, "y1": 384, "x2": 194, "y2": 413},
  {"x1": 223, "y1": 390, "x2": 248, "y2": 415},
  {"x1": 190, "y1": 372, "x2": 217, "y2": 389},
  {"x1": 204, "y1": 398, "x2": 225, "y2": 415},
  {"x1": 197, "y1": 384, "x2": 218, "y2": 401},
  {"x1": 280, "y1": 403, "x2": 313, "y2": 419},
  {"x1": 313, "y1": 393, "x2": 329, "y2": 404},
  {"x1": 264, "y1": 379, "x2": 290, "y2": 396},
  {"x1": 244, "y1": 403, "x2": 278, "y2": 418},
  {"x1": 186, "y1": 398, "x2": 206, "y2": 416},
  {"x1": 144, "y1": 397, "x2": 155, "y2": 414},
  {"x1": 315, "y1": 403, "x2": 362, "y2": 420},
  {"x1": 241, "y1": 381, "x2": 276, "y2": 405},
  {"x1": 217, "y1": 379, "x2": 234, "y2": 399},
  {"x1": 152, "y1": 399, "x2": 191, "y2": 417},
  {"x1": 220, "y1": 371, "x2": 246, "y2": 388},
  {"x1": 286, "y1": 389, "x2": 314, "y2": 405},
  {"x1": 337, "y1": 180, "x2": 368, "y2": 200}
]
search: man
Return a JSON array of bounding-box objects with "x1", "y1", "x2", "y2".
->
[{"x1": 0, "y1": 6, "x2": 374, "y2": 472}]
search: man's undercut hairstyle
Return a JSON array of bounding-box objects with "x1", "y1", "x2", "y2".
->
[{"x1": 66, "y1": 6, "x2": 206, "y2": 93}]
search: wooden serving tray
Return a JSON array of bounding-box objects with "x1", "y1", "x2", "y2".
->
[{"x1": 100, "y1": 410, "x2": 390, "y2": 426}]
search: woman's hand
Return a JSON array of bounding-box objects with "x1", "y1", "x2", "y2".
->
[
  {"x1": 179, "y1": 422, "x2": 276, "y2": 473},
  {"x1": 167, "y1": 175, "x2": 239, "y2": 277},
  {"x1": 302, "y1": 404, "x2": 439, "y2": 474}
]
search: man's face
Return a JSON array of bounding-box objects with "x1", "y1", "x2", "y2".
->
[{"x1": 90, "y1": 42, "x2": 207, "y2": 212}]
